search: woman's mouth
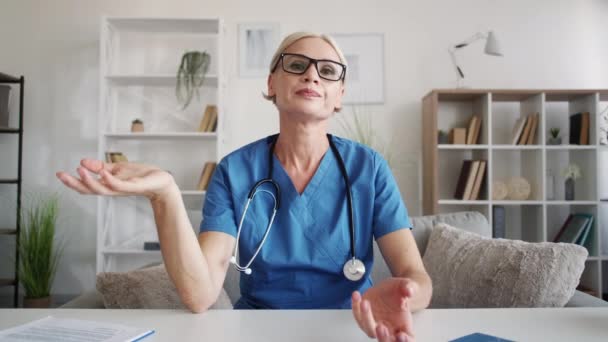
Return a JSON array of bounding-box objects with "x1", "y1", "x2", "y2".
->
[{"x1": 295, "y1": 88, "x2": 321, "y2": 98}]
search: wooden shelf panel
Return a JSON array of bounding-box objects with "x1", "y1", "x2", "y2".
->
[
  {"x1": 0, "y1": 127, "x2": 20, "y2": 134},
  {"x1": 104, "y1": 132, "x2": 217, "y2": 140},
  {"x1": 0, "y1": 72, "x2": 20, "y2": 83},
  {"x1": 0, "y1": 279, "x2": 16, "y2": 287},
  {"x1": 438, "y1": 144, "x2": 489, "y2": 150},
  {"x1": 0, "y1": 228, "x2": 17, "y2": 235}
]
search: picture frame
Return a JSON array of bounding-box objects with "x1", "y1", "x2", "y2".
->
[
  {"x1": 238, "y1": 22, "x2": 280, "y2": 78},
  {"x1": 331, "y1": 33, "x2": 385, "y2": 104}
]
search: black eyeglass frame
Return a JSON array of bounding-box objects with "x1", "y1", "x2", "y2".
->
[{"x1": 271, "y1": 53, "x2": 347, "y2": 82}]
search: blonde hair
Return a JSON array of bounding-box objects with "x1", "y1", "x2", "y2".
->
[{"x1": 263, "y1": 32, "x2": 347, "y2": 111}]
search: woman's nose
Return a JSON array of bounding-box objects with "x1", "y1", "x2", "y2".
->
[{"x1": 301, "y1": 63, "x2": 320, "y2": 84}]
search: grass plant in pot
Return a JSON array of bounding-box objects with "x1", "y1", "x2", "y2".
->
[
  {"x1": 176, "y1": 51, "x2": 211, "y2": 110},
  {"x1": 18, "y1": 194, "x2": 63, "y2": 308}
]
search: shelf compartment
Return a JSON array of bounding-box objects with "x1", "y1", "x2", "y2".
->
[
  {"x1": 579, "y1": 260, "x2": 601, "y2": 299},
  {"x1": 546, "y1": 204, "x2": 598, "y2": 256},
  {"x1": 491, "y1": 150, "x2": 542, "y2": 201},
  {"x1": 436, "y1": 93, "x2": 489, "y2": 145},
  {"x1": 603, "y1": 261, "x2": 608, "y2": 301},
  {"x1": 545, "y1": 93, "x2": 597, "y2": 146},
  {"x1": 600, "y1": 202, "x2": 608, "y2": 256},
  {"x1": 491, "y1": 204, "x2": 543, "y2": 242},
  {"x1": 491, "y1": 93, "x2": 543, "y2": 145},
  {"x1": 546, "y1": 149, "x2": 596, "y2": 201},
  {"x1": 439, "y1": 149, "x2": 489, "y2": 201}
]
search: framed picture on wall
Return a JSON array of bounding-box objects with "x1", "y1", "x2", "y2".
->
[
  {"x1": 332, "y1": 33, "x2": 385, "y2": 104},
  {"x1": 238, "y1": 22, "x2": 280, "y2": 78}
]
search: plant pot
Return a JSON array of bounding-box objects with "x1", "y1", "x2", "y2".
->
[
  {"x1": 565, "y1": 178, "x2": 575, "y2": 201},
  {"x1": 23, "y1": 296, "x2": 51, "y2": 308},
  {"x1": 547, "y1": 137, "x2": 562, "y2": 145}
]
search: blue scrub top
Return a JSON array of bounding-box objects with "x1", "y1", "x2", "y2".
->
[{"x1": 200, "y1": 134, "x2": 412, "y2": 309}]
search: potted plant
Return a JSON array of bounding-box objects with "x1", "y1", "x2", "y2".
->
[
  {"x1": 548, "y1": 128, "x2": 562, "y2": 145},
  {"x1": 562, "y1": 163, "x2": 581, "y2": 201},
  {"x1": 18, "y1": 194, "x2": 63, "y2": 308},
  {"x1": 176, "y1": 51, "x2": 211, "y2": 110},
  {"x1": 131, "y1": 118, "x2": 144, "y2": 132}
]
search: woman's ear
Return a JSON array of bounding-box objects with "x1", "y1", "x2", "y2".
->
[
  {"x1": 334, "y1": 85, "x2": 345, "y2": 112},
  {"x1": 267, "y1": 74, "x2": 275, "y2": 97}
]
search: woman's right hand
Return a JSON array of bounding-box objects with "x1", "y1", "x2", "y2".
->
[{"x1": 56, "y1": 158, "x2": 177, "y2": 201}]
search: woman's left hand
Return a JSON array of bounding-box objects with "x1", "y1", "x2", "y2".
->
[{"x1": 351, "y1": 277, "x2": 416, "y2": 341}]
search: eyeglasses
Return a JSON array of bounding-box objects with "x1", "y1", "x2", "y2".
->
[{"x1": 271, "y1": 53, "x2": 346, "y2": 81}]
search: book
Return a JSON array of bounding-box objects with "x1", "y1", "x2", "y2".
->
[
  {"x1": 206, "y1": 107, "x2": 218, "y2": 132},
  {"x1": 471, "y1": 117, "x2": 482, "y2": 144},
  {"x1": 492, "y1": 205, "x2": 506, "y2": 238},
  {"x1": 469, "y1": 160, "x2": 486, "y2": 200},
  {"x1": 552, "y1": 214, "x2": 573, "y2": 242},
  {"x1": 466, "y1": 116, "x2": 479, "y2": 145},
  {"x1": 517, "y1": 114, "x2": 533, "y2": 145},
  {"x1": 449, "y1": 128, "x2": 466, "y2": 144},
  {"x1": 0, "y1": 316, "x2": 154, "y2": 342},
  {"x1": 569, "y1": 113, "x2": 582, "y2": 145},
  {"x1": 554, "y1": 214, "x2": 590, "y2": 244},
  {"x1": 105, "y1": 152, "x2": 128, "y2": 163},
  {"x1": 574, "y1": 213, "x2": 594, "y2": 247},
  {"x1": 510, "y1": 117, "x2": 527, "y2": 145},
  {"x1": 580, "y1": 112, "x2": 590, "y2": 145},
  {"x1": 198, "y1": 105, "x2": 216, "y2": 132},
  {"x1": 526, "y1": 113, "x2": 539, "y2": 145},
  {"x1": 462, "y1": 160, "x2": 480, "y2": 201},
  {"x1": 454, "y1": 160, "x2": 473, "y2": 199},
  {"x1": 196, "y1": 162, "x2": 217, "y2": 191}
]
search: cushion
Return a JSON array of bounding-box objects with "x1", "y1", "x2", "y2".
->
[
  {"x1": 96, "y1": 264, "x2": 232, "y2": 310},
  {"x1": 422, "y1": 223, "x2": 588, "y2": 308}
]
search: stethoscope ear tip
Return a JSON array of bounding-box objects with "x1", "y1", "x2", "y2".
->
[
  {"x1": 244, "y1": 268, "x2": 252, "y2": 275},
  {"x1": 230, "y1": 256, "x2": 236, "y2": 264}
]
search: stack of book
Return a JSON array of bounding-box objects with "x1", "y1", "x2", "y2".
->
[
  {"x1": 453, "y1": 159, "x2": 487, "y2": 200},
  {"x1": 510, "y1": 113, "x2": 539, "y2": 145},
  {"x1": 198, "y1": 105, "x2": 218, "y2": 132},
  {"x1": 552, "y1": 213, "x2": 594, "y2": 247},
  {"x1": 569, "y1": 112, "x2": 590, "y2": 145},
  {"x1": 197, "y1": 161, "x2": 217, "y2": 191}
]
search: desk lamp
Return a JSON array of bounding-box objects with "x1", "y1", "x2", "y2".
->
[{"x1": 449, "y1": 30, "x2": 503, "y2": 88}]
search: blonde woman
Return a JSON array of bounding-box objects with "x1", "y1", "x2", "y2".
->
[{"x1": 57, "y1": 32, "x2": 431, "y2": 341}]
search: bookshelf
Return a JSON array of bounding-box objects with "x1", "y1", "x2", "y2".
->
[
  {"x1": 422, "y1": 89, "x2": 608, "y2": 300},
  {"x1": 0, "y1": 73, "x2": 24, "y2": 307},
  {"x1": 97, "y1": 17, "x2": 224, "y2": 273}
]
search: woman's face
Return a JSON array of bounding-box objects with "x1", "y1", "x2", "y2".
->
[{"x1": 267, "y1": 37, "x2": 345, "y2": 122}]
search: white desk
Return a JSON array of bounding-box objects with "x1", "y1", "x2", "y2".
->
[{"x1": 1, "y1": 308, "x2": 607, "y2": 341}]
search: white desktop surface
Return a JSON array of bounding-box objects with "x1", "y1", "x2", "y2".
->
[{"x1": 1, "y1": 308, "x2": 607, "y2": 341}]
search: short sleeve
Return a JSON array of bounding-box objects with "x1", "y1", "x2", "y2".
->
[
  {"x1": 199, "y1": 159, "x2": 238, "y2": 237},
  {"x1": 372, "y1": 153, "x2": 412, "y2": 239}
]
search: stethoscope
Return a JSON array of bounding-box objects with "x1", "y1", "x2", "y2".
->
[{"x1": 229, "y1": 133, "x2": 366, "y2": 281}]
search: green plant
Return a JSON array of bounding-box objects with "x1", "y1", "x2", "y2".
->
[
  {"x1": 176, "y1": 51, "x2": 211, "y2": 110},
  {"x1": 562, "y1": 163, "x2": 581, "y2": 180},
  {"x1": 550, "y1": 128, "x2": 560, "y2": 139},
  {"x1": 18, "y1": 193, "x2": 63, "y2": 299},
  {"x1": 335, "y1": 106, "x2": 394, "y2": 167}
]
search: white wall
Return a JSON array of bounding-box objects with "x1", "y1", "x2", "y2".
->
[{"x1": 0, "y1": 0, "x2": 606, "y2": 296}]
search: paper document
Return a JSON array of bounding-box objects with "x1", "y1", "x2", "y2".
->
[{"x1": 0, "y1": 316, "x2": 154, "y2": 342}]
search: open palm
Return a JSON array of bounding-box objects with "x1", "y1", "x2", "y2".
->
[
  {"x1": 352, "y1": 277, "x2": 416, "y2": 341},
  {"x1": 56, "y1": 158, "x2": 175, "y2": 200}
]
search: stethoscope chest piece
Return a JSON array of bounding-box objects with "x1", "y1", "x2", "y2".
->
[{"x1": 343, "y1": 258, "x2": 366, "y2": 281}]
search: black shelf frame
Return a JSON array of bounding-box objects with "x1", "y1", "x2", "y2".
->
[{"x1": 0, "y1": 72, "x2": 24, "y2": 308}]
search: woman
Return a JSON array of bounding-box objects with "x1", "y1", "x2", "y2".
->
[{"x1": 56, "y1": 32, "x2": 431, "y2": 341}]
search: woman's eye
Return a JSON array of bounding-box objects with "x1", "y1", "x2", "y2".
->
[
  {"x1": 288, "y1": 62, "x2": 307, "y2": 71},
  {"x1": 320, "y1": 66, "x2": 336, "y2": 76}
]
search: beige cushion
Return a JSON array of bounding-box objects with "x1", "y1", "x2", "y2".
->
[
  {"x1": 96, "y1": 264, "x2": 232, "y2": 310},
  {"x1": 423, "y1": 223, "x2": 588, "y2": 308}
]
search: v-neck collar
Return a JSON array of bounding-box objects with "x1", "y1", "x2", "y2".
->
[{"x1": 270, "y1": 142, "x2": 334, "y2": 205}]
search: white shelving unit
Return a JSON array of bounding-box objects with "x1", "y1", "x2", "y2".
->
[
  {"x1": 97, "y1": 17, "x2": 224, "y2": 273},
  {"x1": 422, "y1": 89, "x2": 608, "y2": 300}
]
